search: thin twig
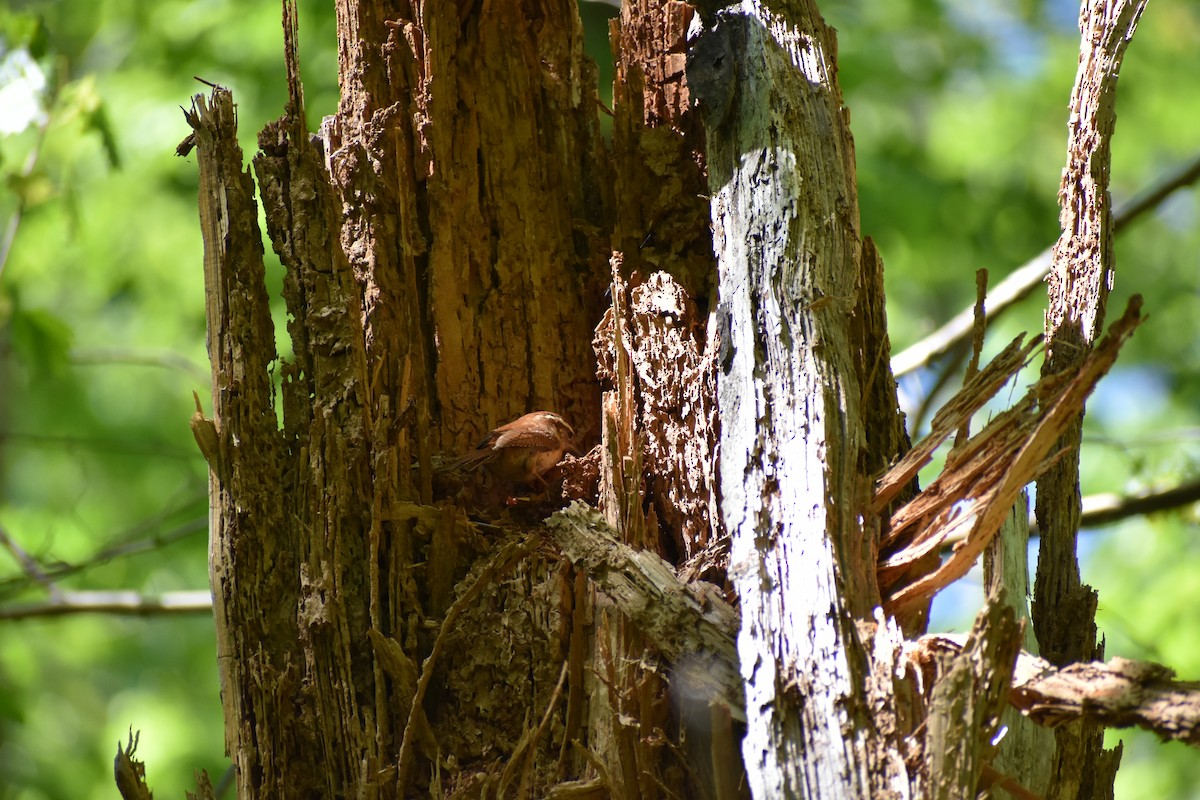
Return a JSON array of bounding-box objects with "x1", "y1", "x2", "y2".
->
[
  {"x1": 0, "y1": 88, "x2": 56, "y2": 281},
  {"x1": 910, "y1": 341, "x2": 972, "y2": 436},
  {"x1": 0, "y1": 431, "x2": 197, "y2": 460},
  {"x1": 70, "y1": 347, "x2": 209, "y2": 381},
  {"x1": 0, "y1": 522, "x2": 63, "y2": 600},
  {"x1": 953, "y1": 269, "x2": 990, "y2": 450},
  {"x1": 0, "y1": 514, "x2": 206, "y2": 599}
]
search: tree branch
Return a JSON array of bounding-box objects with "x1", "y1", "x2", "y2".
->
[
  {"x1": 545, "y1": 503, "x2": 743, "y2": 719},
  {"x1": 0, "y1": 516, "x2": 206, "y2": 600},
  {"x1": 920, "y1": 635, "x2": 1200, "y2": 749},
  {"x1": 0, "y1": 522, "x2": 63, "y2": 600},
  {"x1": 546, "y1": 502, "x2": 1200, "y2": 754},
  {"x1": 0, "y1": 590, "x2": 213, "y2": 620},
  {"x1": 1027, "y1": 477, "x2": 1200, "y2": 538},
  {"x1": 70, "y1": 346, "x2": 209, "y2": 381},
  {"x1": 892, "y1": 152, "x2": 1200, "y2": 379}
]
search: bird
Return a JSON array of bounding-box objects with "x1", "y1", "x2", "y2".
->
[{"x1": 454, "y1": 411, "x2": 577, "y2": 489}]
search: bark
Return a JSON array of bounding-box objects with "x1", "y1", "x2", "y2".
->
[
  {"x1": 188, "y1": 0, "x2": 738, "y2": 796},
  {"x1": 192, "y1": 1, "x2": 614, "y2": 796},
  {"x1": 984, "y1": 494, "x2": 1055, "y2": 796},
  {"x1": 691, "y1": 4, "x2": 900, "y2": 796},
  {"x1": 924, "y1": 597, "x2": 1022, "y2": 800},
  {"x1": 916, "y1": 636, "x2": 1200, "y2": 750},
  {"x1": 611, "y1": 0, "x2": 714, "y2": 302},
  {"x1": 326, "y1": 1, "x2": 611, "y2": 452},
  {"x1": 607, "y1": 0, "x2": 722, "y2": 567},
  {"x1": 594, "y1": 269, "x2": 720, "y2": 567},
  {"x1": 581, "y1": 6, "x2": 733, "y2": 797},
  {"x1": 190, "y1": 87, "x2": 305, "y2": 797},
  {"x1": 1033, "y1": 2, "x2": 1148, "y2": 797},
  {"x1": 546, "y1": 503, "x2": 741, "y2": 716},
  {"x1": 181, "y1": 0, "x2": 1163, "y2": 798}
]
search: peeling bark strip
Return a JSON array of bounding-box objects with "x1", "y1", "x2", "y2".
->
[
  {"x1": 872, "y1": 334, "x2": 1043, "y2": 515},
  {"x1": 692, "y1": 5, "x2": 903, "y2": 796}
]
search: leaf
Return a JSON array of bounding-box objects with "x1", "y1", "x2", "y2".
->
[
  {"x1": 4, "y1": 167, "x2": 56, "y2": 206},
  {"x1": 59, "y1": 76, "x2": 122, "y2": 169},
  {"x1": 8, "y1": 302, "x2": 74, "y2": 379},
  {"x1": 0, "y1": 12, "x2": 50, "y2": 60}
]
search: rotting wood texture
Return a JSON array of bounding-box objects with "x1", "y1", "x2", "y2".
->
[
  {"x1": 694, "y1": 6, "x2": 903, "y2": 797},
  {"x1": 1033, "y1": 3, "x2": 1148, "y2": 796},
  {"x1": 187, "y1": 1, "x2": 731, "y2": 798},
  {"x1": 182, "y1": 1, "x2": 1168, "y2": 798}
]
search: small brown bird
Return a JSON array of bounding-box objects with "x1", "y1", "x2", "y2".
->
[{"x1": 456, "y1": 411, "x2": 576, "y2": 489}]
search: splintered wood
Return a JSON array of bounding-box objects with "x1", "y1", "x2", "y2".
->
[
  {"x1": 593, "y1": 265, "x2": 721, "y2": 565},
  {"x1": 877, "y1": 296, "x2": 1145, "y2": 616},
  {"x1": 545, "y1": 503, "x2": 742, "y2": 719},
  {"x1": 916, "y1": 636, "x2": 1200, "y2": 749}
]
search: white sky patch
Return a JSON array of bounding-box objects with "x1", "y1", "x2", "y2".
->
[{"x1": 0, "y1": 47, "x2": 48, "y2": 135}]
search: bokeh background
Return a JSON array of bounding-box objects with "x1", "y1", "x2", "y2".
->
[{"x1": 1, "y1": 1, "x2": 1198, "y2": 797}]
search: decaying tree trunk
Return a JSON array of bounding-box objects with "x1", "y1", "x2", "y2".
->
[
  {"x1": 689, "y1": 4, "x2": 907, "y2": 795},
  {"x1": 1031, "y1": 2, "x2": 1147, "y2": 797},
  {"x1": 171, "y1": 1, "x2": 1178, "y2": 799},
  {"x1": 191, "y1": 0, "x2": 615, "y2": 795}
]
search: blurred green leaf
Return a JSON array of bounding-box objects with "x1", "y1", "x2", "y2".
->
[
  {"x1": 61, "y1": 75, "x2": 121, "y2": 169},
  {"x1": 8, "y1": 301, "x2": 74, "y2": 378},
  {"x1": 4, "y1": 167, "x2": 56, "y2": 206},
  {"x1": 0, "y1": 11, "x2": 50, "y2": 60}
]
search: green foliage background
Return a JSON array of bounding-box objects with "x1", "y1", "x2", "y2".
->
[{"x1": 1, "y1": 1, "x2": 1197, "y2": 797}]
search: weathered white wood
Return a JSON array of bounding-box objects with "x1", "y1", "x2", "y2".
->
[
  {"x1": 692, "y1": 5, "x2": 878, "y2": 797},
  {"x1": 985, "y1": 493, "x2": 1055, "y2": 796}
]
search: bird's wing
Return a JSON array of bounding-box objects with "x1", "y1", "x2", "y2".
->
[{"x1": 492, "y1": 426, "x2": 559, "y2": 451}]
